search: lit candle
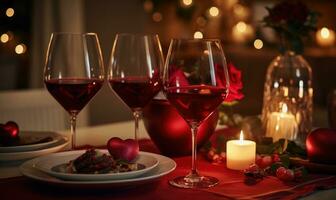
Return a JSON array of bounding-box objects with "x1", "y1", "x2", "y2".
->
[
  {"x1": 316, "y1": 27, "x2": 335, "y2": 47},
  {"x1": 226, "y1": 131, "x2": 256, "y2": 170},
  {"x1": 266, "y1": 103, "x2": 297, "y2": 142}
]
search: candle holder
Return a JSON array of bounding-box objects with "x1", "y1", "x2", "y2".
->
[{"x1": 261, "y1": 51, "x2": 313, "y2": 147}]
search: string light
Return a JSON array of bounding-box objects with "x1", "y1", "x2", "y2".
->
[
  {"x1": 193, "y1": 31, "x2": 203, "y2": 39},
  {"x1": 15, "y1": 44, "x2": 27, "y2": 54},
  {"x1": 6, "y1": 8, "x2": 15, "y2": 17},
  {"x1": 1, "y1": 33, "x2": 9, "y2": 43},
  {"x1": 321, "y1": 27, "x2": 330, "y2": 38},
  {"x1": 253, "y1": 39, "x2": 263, "y2": 49},
  {"x1": 232, "y1": 21, "x2": 254, "y2": 43},
  {"x1": 236, "y1": 21, "x2": 247, "y2": 32},
  {"x1": 233, "y1": 4, "x2": 249, "y2": 19},
  {"x1": 152, "y1": 12, "x2": 162, "y2": 22},
  {"x1": 209, "y1": 7, "x2": 219, "y2": 17},
  {"x1": 316, "y1": 27, "x2": 335, "y2": 47},
  {"x1": 181, "y1": 0, "x2": 193, "y2": 7},
  {"x1": 143, "y1": 0, "x2": 153, "y2": 13}
]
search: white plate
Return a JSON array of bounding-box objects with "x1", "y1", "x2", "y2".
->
[
  {"x1": 0, "y1": 138, "x2": 68, "y2": 162},
  {"x1": 34, "y1": 150, "x2": 159, "y2": 181},
  {"x1": 0, "y1": 131, "x2": 63, "y2": 153},
  {"x1": 20, "y1": 152, "x2": 176, "y2": 188}
]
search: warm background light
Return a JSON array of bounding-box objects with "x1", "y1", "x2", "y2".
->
[
  {"x1": 236, "y1": 21, "x2": 247, "y2": 32},
  {"x1": 181, "y1": 0, "x2": 193, "y2": 7},
  {"x1": 6, "y1": 8, "x2": 15, "y2": 17},
  {"x1": 15, "y1": 44, "x2": 27, "y2": 54},
  {"x1": 193, "y1": 31, "x2": 203, "y2": 39},
  {"x1": 143, "y1": 0, "x2": 153, "y2": 13},
  {"x1": 232, "y1": 21, "x2": 254, "y2": 43},
  {"x1": 209, "y1": 7, "x2": 219, "y2": 17},
  {"x1": 0, "y1": 33, "x2": 9, "y2": 43},
  {"x1": 152, "y1": 12, "x2": 162, "y2": 22},
  {"x1": 233, "y1": 4, "x2": 249, "y2": 20},
  {"x1": 254, "y1": 39, "x2": 263, "y2": 49},
  {"x1": 316, "y1": 27, "x2": 335, "y2": 47}
]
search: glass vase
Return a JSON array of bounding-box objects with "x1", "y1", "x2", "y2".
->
[{"x1": 261, "y1": 51, "x2": 313, "y2": 147}]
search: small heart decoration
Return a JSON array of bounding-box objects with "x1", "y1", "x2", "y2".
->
[
  {"x1": 107, "y1": 137, "x2": 139, "y2": 162},
  {"x1": 0, "y1": 121, "x2": 19, "y2": 145}
]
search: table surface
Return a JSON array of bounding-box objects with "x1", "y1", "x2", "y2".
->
[{"x1": 1, "y1": 121, "x2": 336, "y2": 200}]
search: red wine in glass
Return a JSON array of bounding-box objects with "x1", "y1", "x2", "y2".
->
[
  {"x1": 108, "y1": 34, "x2": 164, "y2": 141},
  {"x1": 109, "y1": 77, "x2": 161, "y2": 110},
  {"x1": 45, "y1": 78, "x2": 103, "y2": 114},
  {"x1": 163, "y1": 39, "x2": 229, "y2": 189},
  {"x1": 44, "y1": 33, "x2": 104, "y2": 149},
  {"x1": 166, "y1": 85, "x2": 227, "y2": 125}
]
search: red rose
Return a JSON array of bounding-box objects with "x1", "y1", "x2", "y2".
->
[
  {"x1": 224, "y1": 62, "x2": 244, "y2": 102},
  {"x1": 268, "y1": 1, "x2": 309, "y2": 24},
  {"x1": 167, "y1": 63, "x2": 244, "y2": 103},
  {"x1": 167, "y1": 65, "x2": 189, "y2": 87}
]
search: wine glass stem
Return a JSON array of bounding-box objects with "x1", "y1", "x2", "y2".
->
[
  {"x1": 70, "y1": 113, "x2": 77, "y2": 150},
  {"x1": 190, "y1": 124, "x2": 199, "y2": 176},
  {"x1": 133, "y1": 110, "x2": 141, "y2": 141}
]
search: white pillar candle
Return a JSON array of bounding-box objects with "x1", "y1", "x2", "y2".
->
[
  {"x1": 266, "y1": 103, "x2": 297, "y2": 142},
  {"x1": 226, "y1": 131, "x2": 256, "y2": 170}
]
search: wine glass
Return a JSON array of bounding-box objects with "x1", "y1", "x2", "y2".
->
[
  {"x1": 108, "y1": 34, "x2": 163, "y2": 140},
  {"x1": 44, "y1": 33, "x2": 104, "y2": 150},
  {"x1": 107, "y1": 34, "x2": 164, "y2": 140},
  {"x1": 163, "y1": 39, "x2": 230, "y2": 188}
]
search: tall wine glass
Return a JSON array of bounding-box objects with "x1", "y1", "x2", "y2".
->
[
  {"x1": 108, "y1": 34, "x2": 164, "y2": 141},
  {"x1": 44, "y1": 33, "x2": 104, "y2": 149},
  {"x1": 163, "y1": 39, "x2": 230, "y2": 188}
]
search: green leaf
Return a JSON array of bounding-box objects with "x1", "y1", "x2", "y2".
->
[
  {"x1": 270, "y1": 162, "x2": 284, "y2": 174},
  {"x1": 285, "y1": 141, "x2": 307, "y2": 158},
  {"x1": 280, "y1": 154, "x2": 290, "y2": 168}
]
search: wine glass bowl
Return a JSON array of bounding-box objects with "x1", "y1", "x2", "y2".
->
[
  {"x1": 164, "y1": 39, "x2": 229, "y2": 188},
  {"x1": 108, "y1": 34, "x2": 164, "y2": 140},
  {"x1": 44, "y1": 33, "x2": 104, "y2": 149}
]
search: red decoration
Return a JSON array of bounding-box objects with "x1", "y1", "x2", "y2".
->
[
  {"x1": 306, "y1": 128, "x2": 336, "y2": 164},
  {"x1": 276, "y1": 166, "x2": 294, "y2": 181},
  {"x1": 0, "y1": 121, "x2": 19, "y2": 145},
  {"x1": 143, "y1": 99, "x2": 218, "y2": 157},
  {"x1": 107, "y1": 137, "x2": 139, "y2": 162},
  {"x1": 225, "y1": 62, "x2": 244, "y2": 102},
  {"x1": 167, "y1": 63, "x2": 244, "y2": 103}
]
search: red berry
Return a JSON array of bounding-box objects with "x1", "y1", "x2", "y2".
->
[
  {"x1": 220, "y1": 152, "x2": 226, "y2": 158},
  {"x1": 255, "y1": 154, "x2": 263, "y2": 165},
  {"x1": 247, "y1": 164, "x2": 260, "y2": 172},
  {"x1": 207, "y1": 150, "x2": 215, "y2": 160},
  {"x1": 276, "y1": 167, "x2": 294, "y2": 181},
  {"x1": 294, "y1": 168, "x2": 304, "y2": 179},
  {"x1": 213, "y1": 154, "x2": 220, "y2": 160},
  {"x1": 258, "y1": 156, "x2": 273, "y2": 168},
  {"x1": 273, "y1": 154, "x2": 281, "y2": 162}
]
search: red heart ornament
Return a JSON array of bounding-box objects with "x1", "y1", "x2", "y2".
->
[
  {"x1": 0, "y1": 121, "x2": 19, "y2": 145},
  {"x1": 4, "y1": 121, "x2": 19, "y2": 138},
  {"x1": 107, "y1": 137, "x2": 139, "y2": 162},
  {"x1": 306, "y1": 128, "x2": 336, "y2": 164}
]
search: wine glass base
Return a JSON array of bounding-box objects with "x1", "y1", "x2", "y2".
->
[{"x1": 169, "y1": 175, "x2": 219, "y2": 188}]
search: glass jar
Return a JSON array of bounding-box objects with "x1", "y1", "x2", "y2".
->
[{"x1": 261, "y1": 51, "x2": 313, "y2": 147}]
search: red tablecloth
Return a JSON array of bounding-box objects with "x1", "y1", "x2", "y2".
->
[{"x1": 1, "y1": 139, "x2": 336, "y2": 200}]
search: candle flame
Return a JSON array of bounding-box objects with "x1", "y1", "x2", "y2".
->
[
  {"x1": 281, "y1": 103, "x2": 288, "y2": 113},
  {"x1": 239, "y1": 130, "x2": 244, "y2": 144}
]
